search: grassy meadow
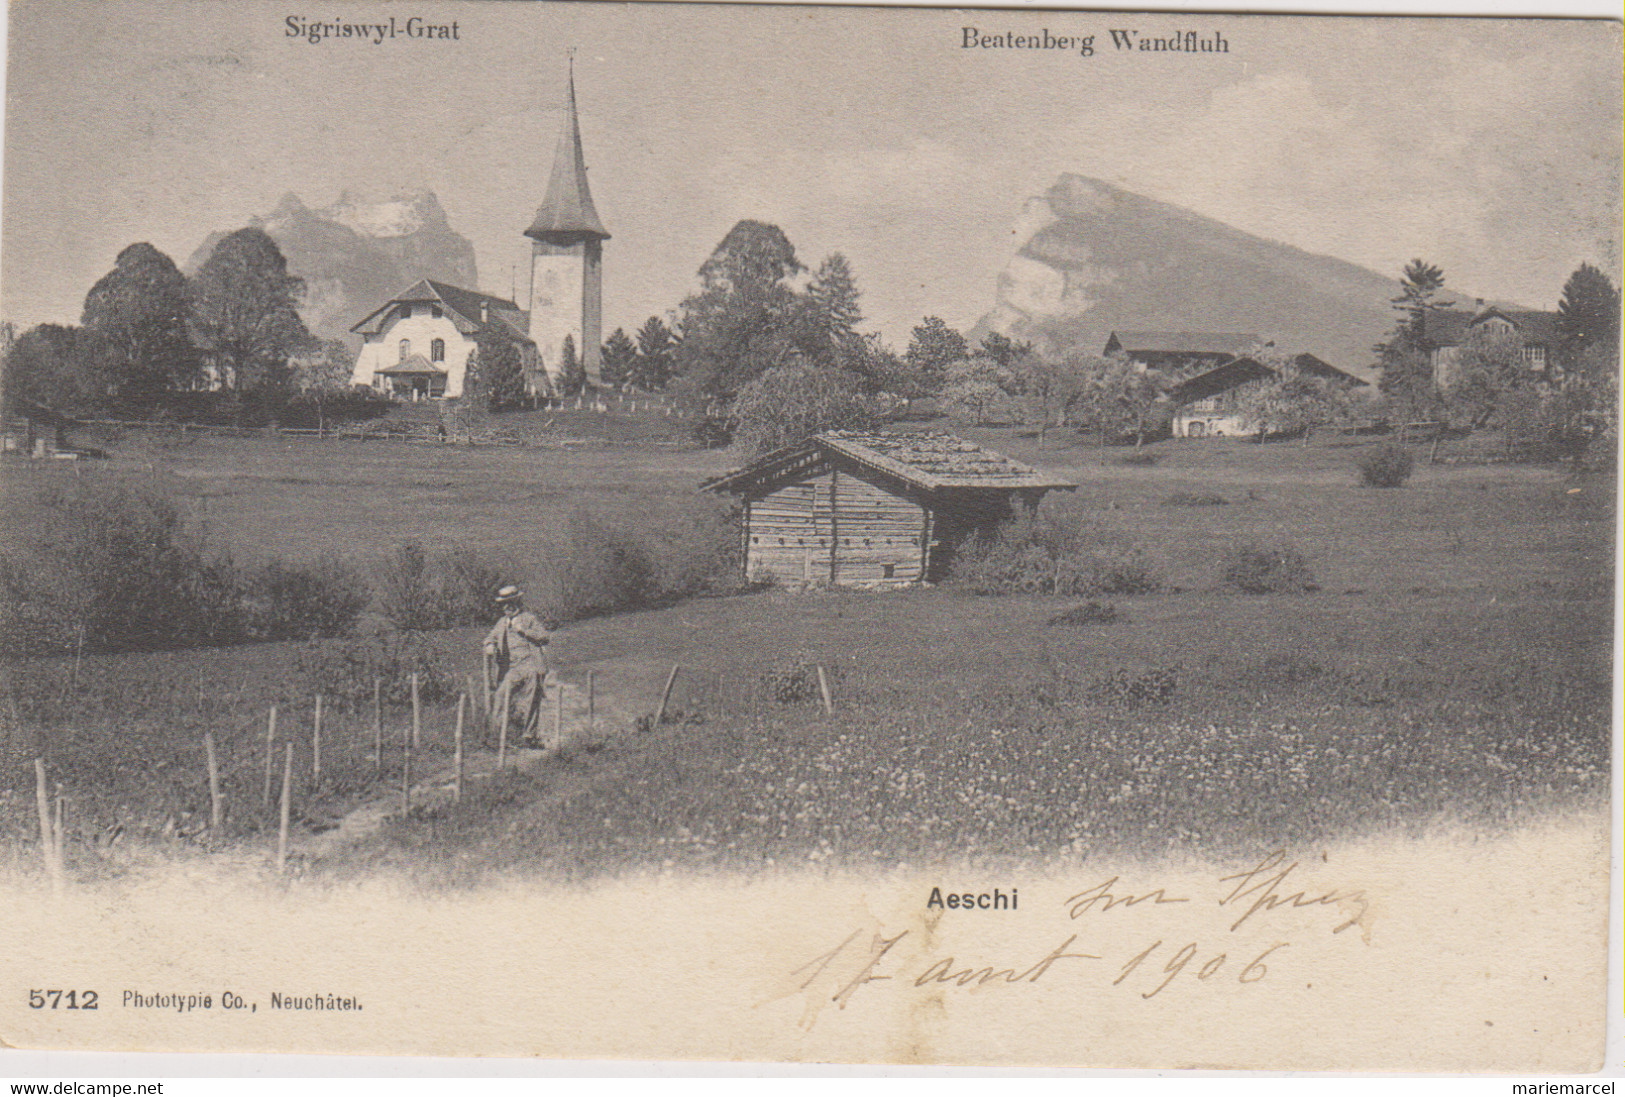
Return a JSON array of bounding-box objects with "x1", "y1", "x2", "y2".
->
[{"x1": 0, "y1": 414, "x2": 1614, "y2": 883}]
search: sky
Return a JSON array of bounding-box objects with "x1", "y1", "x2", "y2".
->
[{"x1": 1, "y1": 0, "x2": 1619, "y2": 349}]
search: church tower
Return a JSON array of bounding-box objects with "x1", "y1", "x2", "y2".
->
[{"x1": 526, "y1": 59, "x2": 609, "y2": 391}]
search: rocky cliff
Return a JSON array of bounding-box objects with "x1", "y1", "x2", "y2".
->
[
  {"x1": 976, "y1": 175, "x2": 1433, "y2": 379},
  {"x1": 186, "y1": 190, "x2": 478, "y2": 343}
]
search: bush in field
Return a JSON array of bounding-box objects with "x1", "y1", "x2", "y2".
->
[
  {"x1": 296, "y1": 630, "x2": 459, "y2": 709},
  {"x1": 759, "y1": 656, "x2": 846, "y2": 705},
  {"x1": 241, "y1": 557, "x2": 368, "y2": 641},
  {"x1": 0, "y1": 481, "x2": 242, "y2": 653},
  {"x1": 1163, "y1": 492, "x2": 1228, "y2": 507},
  {"x1": 950, "y1": 504, "x2": 1163, "y2": 597},
  {"x1": 374, "y1": 542, "x2": 503, "y2": 630},
  {"x1": 540, "y1": 510, "x2": 661, "y2": 622},
  {"x1": 652, "y1": 495, "x2": 750, "y2": 598},
  {"x1": 1047, "y1": 601, "x2": 1121, "y2": 626},
  {"x1": 1222, "y1": 544, "x2": 1318, "y2": 594},
  {"x1": 1355, "y1": 442, "x2": 1415, "y2": 487}
]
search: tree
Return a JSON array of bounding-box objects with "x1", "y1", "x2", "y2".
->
[
  {"x1": 1233, "y1": 358, "x2": 1349, "y2": 445},
  {"x1": 1377, "y1": 341, "x2": 1440, "y2": 428},
  {"x1": 289, "y1": 339, "x2": 357, "y2": 434},
  {"x1": 557, "y1": 334, "x2": 585, "y2": 396},
  {"x1": 728, "y1": 359, "x2": 878, "y2": 454},
  {"x1": 904, "y1": 317, "x2": 968, "y2": 395},
  {"x1": 80, "y1": 243, "x2": 199, "y2": 410},
  {"x1": 1, "y1": 324, "x2": 95, "y2": 413},
  {"x1": 1014, "y1": 352, "x2": 1084, "y2": 447},
  {"x1": 672, "y1": 220, "x2": 805, "y2": 400},
  {"x1": 979, "y1": 332, "x2": 1032, "y2": 372},
  {"x1": 940, "y1": 355, "x2": 1012, "y2": 426},
  {"x1": 1441, "y1": 325, "x2": 1526, "y2": 429},
  {"x1": 803, "y1": 253, "x2": 864, "y2": 369},
  {"x1": 1391, "y1": 259, "x2": 1448, "y2": 341},
  {"x1": 1557, "y1": 263, "x2": 1621, "y2": 369},
  {"x1": 189, "y1": 228, "x2": 311, "y2": 398},
  {"x1": 632, "y1": 316, "x2": 676, "y2": 391},
  {"x1": 1074, "y1": 355, "x2": 1168, "y2": 450},
  {"x1": 472, "y1": 329, "x2": 526, "y2": 412},
  {"x1": 600, "y1": 328, "x2": 637, "y2": 390}
]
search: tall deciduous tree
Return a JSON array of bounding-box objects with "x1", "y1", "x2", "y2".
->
[
  {"x1": 1074, "y1": 355, "x2": 1168, "y2": 451},
  {"x1": 80, "y1": 243, "x2": 199, "y2": 409},
  {"x1": 189, "y1": 228, "x2": 311, "y2": 397},
  {"x1": 600, "y1": 328, "x2": 637, "y2": 390},
  {"x1": 1233, "y1": 358, "x2": 1349, "y2": 446},
  {"x1": 1, "y1": 324, "x2": 94, "y2": 414},
  {"x1": 673, "y1": 220, "x2": 805, "y2": 400}
]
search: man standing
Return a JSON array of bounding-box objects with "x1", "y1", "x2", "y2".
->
[{"x1": 483, "y1": 585, "x2": 553, "y2": 747}]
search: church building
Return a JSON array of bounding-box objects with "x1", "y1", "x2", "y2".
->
[{"x1": 349, "y1": 63, "x2": 610, "y2": 398}]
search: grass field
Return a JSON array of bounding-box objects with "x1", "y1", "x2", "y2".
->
[{"x1": 0, "y1": 417, "x2": 1614, "y2": 883}]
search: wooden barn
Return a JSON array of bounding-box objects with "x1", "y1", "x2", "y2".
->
[{"x1": 700, "y1": 431, "x2": 1076, "y2": 588}]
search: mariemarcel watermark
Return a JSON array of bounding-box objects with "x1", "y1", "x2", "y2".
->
[
  {"x1": 285, "y1": 15, "x2": 461, "y2": 44},
  {"x1": 959, "y1": 26, "x2": 1231, "y2": 57}
]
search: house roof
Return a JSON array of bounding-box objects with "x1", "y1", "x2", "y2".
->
[
  {"x1": 1108, "y1": 331, "x2": 1265, "y2": 357},
  {"x1": 3, "y1": 398, "x2": 78, "y2": 427},
  {"x1": 1168, "y1": 352, "x2": 1369, "y2": 404},
  {"x1": 350, "y1": 279, "x2": 533, "y2": 344},
  {"x1": 701, "y1": 430, "x2": 1077, "y2": 496},
  {"x1": 1422, "y1": 306, "x2": 1561, "y2": 348},
  {"x1": 525, "y1": 66, "x2": 610, "y2": 242},
  {"x1": 374, "y1": 354, "x2": 446, "y2": 376}
]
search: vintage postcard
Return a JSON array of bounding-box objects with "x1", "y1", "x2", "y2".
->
[{"x1": 0, "y1": 0, "x2": 1619, "y2": 1073}]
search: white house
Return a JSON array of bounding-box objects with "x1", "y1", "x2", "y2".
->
[{"x1": 349, "y1": 279, "x2": 536, "y2": 400}]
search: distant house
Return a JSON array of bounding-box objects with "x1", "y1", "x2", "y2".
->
[
  {"x1": 1164, "y1": 352, "x2": 1367, "y2": 438},
  {"x1": 1104, "y1": 331, "x2": 1267, "y2": 375},
  {"x1": 350, "y1": 279, "x2": 540, "y2": 400},
  {"x1": 701, "y1": 431, "x2": 1075, "y2": 588},
  {"x1": 1423, "y1": 303, "x2": 1562, "y2": 388},
  {"x1": 1, "y1": 399, "x2": 82, "y2": 458}
]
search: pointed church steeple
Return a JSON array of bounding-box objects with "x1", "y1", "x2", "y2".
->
[{"x1": 526, "y1": 58, "x2": 610, "y2": 242}]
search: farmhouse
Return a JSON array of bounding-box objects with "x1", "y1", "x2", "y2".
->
[
  {"x1": 701, "y1": 431, "x2": 1076, "y2": 588},
  {"x1": 1104, "y1": 331, "x2": 1266, "y2": 375},
  {"x1": 1, "y1": 399, "x2": 83, "y2": 459},
  {"x1": 1424, "y1": 302, "x2": 1562, "y2": 388},
  {"x1": 1166, "y1": 351, "x2": 1366, "y2": 438},
  {"x1": 347, "y1": 61, "x2": 610, "y2": 398}
]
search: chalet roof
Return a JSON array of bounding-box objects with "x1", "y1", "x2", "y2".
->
[
  {"x1": 374, "y1": 354, "x2": 445, "y2": 376},
  {"x1": 1109, "y1": 331, "x2": 1265, "y2": 357},
  {"x1": 1168, "y1": 351, "x2": 1368, "y2": 404},
  {"x1": 350, "y1": 279, "x2": 533, "y2": 344},
  {"x1": 1421, "y1": 306, "x2": 1561, "y2": 348},
  {"x1": 701, "y1": 431, "x2": 1077, "y2": 495},
  {"x1": 525, "y1": 66, "x2": 610, "y2": 242}
]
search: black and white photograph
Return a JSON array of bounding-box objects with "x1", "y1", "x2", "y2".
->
[{"x1": 0, "y1": 0, "x2": 1619, "y2": 1073}]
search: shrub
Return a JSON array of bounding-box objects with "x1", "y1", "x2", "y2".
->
[
  {"x1": 541, "y1": 510, "x2": 661, "y2": 622},
  {"x1": 1356, "y1": 442, "x2": 1415, "y2": 487},
  {"x1": 950, "y1": 506, "x2": 1164, "y2": 597},
  {"x1": 1084, "y1": 666, "x2": 1178, "y2": 708},
  {"x1": 759, "y1": 657, "x2": 845, "y2": 705},
  {"x1": 296, "y1": 631, "x2": 459, "y2": 709},
  {"x1": 242, "y1": 557, "x2": 368, "y2": 641},
  {"x1": 1047, "y1": 601, "x2": 1120, "y2": 626},
  {"x1": 2, "y1": 481, "x2": 243, "y2": 653},
  {"x1": 1222, "y1": 544, "x2": 1318, "y2": 594},
  {"x1": 1117, "y1": 452, "x2": 1159, "y2": 467},
  {"x1": 1163, "y1": 492, "x2": 1228, "y2": 507},
  {"x1": 374, "y1": 542, "x2": 504, "y2": 630}
]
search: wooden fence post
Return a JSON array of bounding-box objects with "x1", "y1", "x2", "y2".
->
[
  {"x1": 34, "y1": 759, "x2": 62, "y2": 893},
  {"x1": 276, "y1": 742, "x2": 293, "y2": 873},
  {"x1": 262, "y1": 706, "x2": 278, "y2": 808},
  {"x1": 372, "y1": 678, "x2": 383, "y2": 775},
  {"x1": 453, "y1": 693, "x2": 466, "y2": 804},
  {"x1": 401, "y1": 720, "x2": 413, "y2": 816},
  {"x1": 587, "y1": 670, "x2": 595, "y2": 728},
  {"x1": 410, "y1": 673, "x2": 421, "y2": 750},
  {"x1": 204, "y1": 732, "x2": 222, "y2": 835},
  {"x1": 553, "y1": 684, "x2": 564, "y2": 750},
  {"x1": 496, "y1": 687, "x2": 510, "y2": 770},
  {"x1": 816, "y1": 666, "x2": 834, "y2": 715},
  {"x1": 652, "y1": 665, "x2": 681, "y2": 730},
  {"x1": 481, "y1": 656, "x2": 494, "y2": 719},
  {"x1": 311, "y1": 694, "x2": 323, "y2": 786}
]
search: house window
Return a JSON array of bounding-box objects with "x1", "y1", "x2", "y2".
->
[
  {"x1": 431, "y1": 338, "x2": 446, "y2": 363},
  {"x1": 399, "y1": 304, "x2": 415, "y2": 321},
  {"x1": 399, "y1": 339, "x2": 411, "y2": 361},
  {"x1": 1521, "y1": 345, "x2": 1547, "y2": 370},
  {"x1": 431, "y1": 305, "x2": 443, "y2": 319}
]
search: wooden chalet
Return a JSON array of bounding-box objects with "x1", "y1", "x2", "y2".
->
[{"x1": 700, "y1": 431, "x2": 1076, "y2": 588}]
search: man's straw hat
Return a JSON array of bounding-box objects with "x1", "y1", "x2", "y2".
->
[{"x1": 495, "y1": 585, "x2": 524, "y2": 603}]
